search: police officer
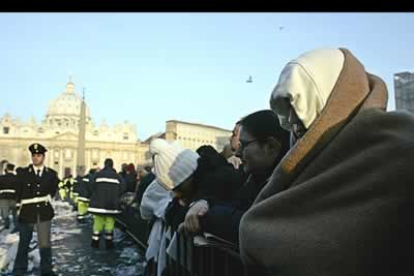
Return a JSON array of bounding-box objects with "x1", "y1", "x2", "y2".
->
[
  {"x1": 13, "y1": 143, "x2": 60, "y2": 276},
  {"x1": 89, "y1": 158, "x2": 125, "y2": 249},
  {"x1": 76, "y1": 168, "x2": 97, "y2": 223},
  {"x1": 0, "y1": 163, "x2": 18, "y2": 231}
]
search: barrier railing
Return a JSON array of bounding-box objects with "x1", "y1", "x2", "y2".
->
[
  {"x1": 116, "y1": 194, "x2": 247, "y2": 276},
  {"x1": 156, "y1": 226, "x2": 247, "y2": 276}
]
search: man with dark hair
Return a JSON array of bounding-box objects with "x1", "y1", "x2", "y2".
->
[
  {"x1": 89, "y1": 158, "x2": 125, "y2": 249},
  {"x1": 13, "y1": 143, "x2": 60, "y2": 276},
  {"x1": 0, "y1": 163, "x2": 18, "y2": 230}
]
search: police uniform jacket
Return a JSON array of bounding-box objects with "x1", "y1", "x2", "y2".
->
[
  {"x1": 15, "y1": 165, "x2": 60, "y2": 224},
  {"x1": 89, "y1": 167, "x2": 126, "y2": 214},
  {"x1": 77, "y1": 173, "x2": 93, "y2": 202},
  {"x1": 0, "y1": 172, "x2": 18, "y2": 200}
]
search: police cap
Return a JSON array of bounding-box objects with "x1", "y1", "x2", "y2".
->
[{"x1": 28, "y1": 143, "x2": 47, "y2": 155}]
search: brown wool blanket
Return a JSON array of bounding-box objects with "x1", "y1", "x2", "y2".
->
[{"x1": 239, "y1": 49, "x2": 414, "y2": 276}]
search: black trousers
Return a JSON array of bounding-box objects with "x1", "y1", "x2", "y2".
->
[{"x1": 13, "y1": 219, "x2": 53, "y2": 274}]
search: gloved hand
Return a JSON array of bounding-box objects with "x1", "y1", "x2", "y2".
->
[{"x1": 182, "y1": 200, "x2": 209, "y2": 235}]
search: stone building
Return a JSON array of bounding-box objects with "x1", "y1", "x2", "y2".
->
[
  {"x1": 394, "y1": 71, "x2": 414, "y2": 113},
  {"x1": 164, "y1": 120, "x2": 231, "y2": 152},
  {"x1": 0, "y1": 80, "x2": 147, "y2": 178},
  {"x1": 0, "y1": 80, "x2": 233, "y2": 178}
]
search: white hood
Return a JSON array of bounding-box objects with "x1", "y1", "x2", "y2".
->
[
  {"x1": 270, "y1": 48, "x2": 345, "y2": 130},
  {"x1": 140, "y1": 179, "x2": 173, "y2": 220}
]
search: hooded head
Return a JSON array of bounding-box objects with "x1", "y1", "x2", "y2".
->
[
  {"x1": 270, "y1": 48, "x2": 345, "y2": 139},
  {"x1": 149, "y1": 138, "x2": 199, "y2": 190},
  {"x1": 266, "y1": 47, "x2": 387, "y2": 177}
]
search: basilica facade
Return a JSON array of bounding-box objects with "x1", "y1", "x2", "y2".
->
[
  {"x1": 0, "y1": 80, "x2": 148, "y2": 178},
  {"x1": 0, "y1": 80, "x2": 234, "y2": 178}
]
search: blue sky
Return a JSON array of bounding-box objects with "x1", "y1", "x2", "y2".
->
[{"x1": 0, "y1": 13, "x2": 413, "y2": 140}]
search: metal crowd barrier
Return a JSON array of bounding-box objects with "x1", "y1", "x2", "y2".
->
[
  {"x1": 115, "y1": 193, "x2": 247, "y2": 276},
  {"x1": 158, "y1": 226, "x2": 247, "y2": 276},
  {"x1": 115, "y1": 195, "x2": 150, "y2": 250}
]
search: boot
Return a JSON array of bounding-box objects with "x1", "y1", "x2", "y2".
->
[
  {"x1": 105, "y1": 231, "x2": 114, "y2": 249},
  {"x1": 91, "y1": 232, "x2": 100, "y2": 248},
  {"x1": 40, "y1": 247, "x2": 55, "y2": 276},
  {"x1": 91, "y1": 239, "x2": 100, "y2": 248}
]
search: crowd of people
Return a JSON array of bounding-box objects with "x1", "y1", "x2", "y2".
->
[
  {"x1": 137, "y1": 47, "x2": 414, "y2": 276},
  {"x1": 1, "y1": 47, "x2": 414, "y2": 276}
]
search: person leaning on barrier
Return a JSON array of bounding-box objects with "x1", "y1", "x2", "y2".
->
[
  {"x1": 148, "y1": 139, "x2": 199, "y2": 230},
  {"x1": 89, "y1": 158, "x2": 126, "y2": 249},
  {"x1": 193, "y1": 145, "x2": 243, "y2": 202},
  {"x1": 180, "y1": 110, "x2": 290, "y2": 245},
  {"x1": 238, "y1": 48, "x2": 414, "y2": 276},
  {"x1": 13, "y1": 143, "x2": 60, "y2": 276},
  {"x1": 150, "y1": 140, "x2": 244, "y2": 231},
  {"x1": 0, "y1": 163, "x2": 18, "y2": 231}
]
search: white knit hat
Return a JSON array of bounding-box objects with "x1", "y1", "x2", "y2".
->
[{"x1": 149, "y1": 138, "x2": 200, "y2": 190}]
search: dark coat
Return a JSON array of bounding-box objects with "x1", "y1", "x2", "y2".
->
[
  {"x1": 89, "y1": 167, "x2": 126, "y2": 214},
  {"x1": 199, "y1": 174, "x2": 270, "y2": 245},
  {"x1": 72, "y1": 176, "x2": 81, "y2": 195},
  {"x1": 0, "y1": 172, "x2": 18, "y2": 200},
  {"x1": 125, "y1": 172, "x2": 138, "y2": 193},
  {"x1": 77, "y1": 173, "x2": 94, "y2": 202},
  {"x1": 15, "y1": 165, "x2": 60, "y2": 224}
]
